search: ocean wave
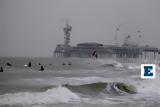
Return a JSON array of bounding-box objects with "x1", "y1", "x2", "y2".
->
[
  {"x1": 64, "y1": 82, "x2": 137, "y2": 95},
  {"x1": 1, "y1": 79, "x2": 160, "y2": 106},
  {"x1": 0, "y1": 86, "x2": 80, "y2": 106}
]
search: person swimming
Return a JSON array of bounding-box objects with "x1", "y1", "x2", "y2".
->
[
  {"x1": 28, "y1": 62, "x2": 31, "y2": 67},
  {"x1": 6, "y1": 62, "x2": 12, "y2": 66},
  {"x1": 40, "y1": 65, "x2": 44, "y2": 71},
  {"x1": 24, "y1": 62, "x2": 32, "y2": 67},
  {"x1": 68, "y1": 62, "x2": 72, "y2": 66},
  {"x1": 0, "y1": 67, "x2": 3, "y2": 72},
  {"x1": 62, "y1": 63, "x2": 66, "y2": 66}
]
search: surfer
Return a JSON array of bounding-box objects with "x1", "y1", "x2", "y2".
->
[
  {"x1": 62, "y1": 63, "x2": 66, "y2": 66},
  {"x1": 91, "y1": 51, "x2": 98, "y2": 64},
  {"x1": 0, "y1": 67, "x2": 3, "y2": 72},
  {"x1": 68, "y1": 62, "x2": 72, "y2": 66},
  {"x1": 92, "y1": 51, "x2": 98, "y2": 59},
  {"x1": 40, "y1": 65, "x2": 44, "y2": 71},
  {"x1": 28, "y1": 62, "x2": 31, "y2": 67},
  {"x1": 6, "y1": 62, "x2": 12, "y2": 66}
]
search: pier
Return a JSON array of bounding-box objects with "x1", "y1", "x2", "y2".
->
[{"x1": 54, "y1": 22, "x2": 159, "y2": 60}]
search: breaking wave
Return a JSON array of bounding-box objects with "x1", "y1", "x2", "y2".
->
[
  {"x1": 1, "y1": 78, "x2": 160, "y2": 106},
  {"x1": 64, "y1": 82, "x2": 137, "y2": 95},
  {"x1": 0, "y1": 86, "x2": 80, "y2": 106},
  {"x1": 0, "y1": 81, "x2": 137, "y2": 106}
]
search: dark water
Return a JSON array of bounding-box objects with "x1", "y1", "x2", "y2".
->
[{"x1": 0, "y1": 57, "x2": 160, "y2": 107}]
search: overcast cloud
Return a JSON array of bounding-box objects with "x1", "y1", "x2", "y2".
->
[{"x1": 0, "y1": 0, "x2": 160, "y2": 57}]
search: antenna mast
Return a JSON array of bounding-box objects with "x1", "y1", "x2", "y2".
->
[
  {"x1": 114, "y1": 27, "x2": 119, "y2": 46},
  {"x1": 63, "y1": 19, "x2": 72, "y2": 47},
  {"x1": 137, "y1": 30, "x2": 142, "y2": 46}
]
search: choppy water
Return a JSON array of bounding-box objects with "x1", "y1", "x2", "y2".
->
[{"x1": 0, "y1": 57, "x2": 160, "y2": 107}]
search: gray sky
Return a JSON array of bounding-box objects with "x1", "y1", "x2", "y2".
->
[{"x1": 0, "y1": 0, "x2": 160, "y2": 57}]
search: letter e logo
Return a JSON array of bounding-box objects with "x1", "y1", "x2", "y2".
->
[{"x1": 141, "y1": 64, "x2": 156, "y2": 79}]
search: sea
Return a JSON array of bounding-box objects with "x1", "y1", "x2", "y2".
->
[{"x1": 0, "y1": 57, "x2": 160, "y2": 107}]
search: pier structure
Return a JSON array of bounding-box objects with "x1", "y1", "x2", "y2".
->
[
  {"x1": 68, "y1": 43, "x2": 112, "y2": 58},
  {"x1": 108, "y1": 46, "x2": 142, "y2": 59},
  {"x1": 142, "y1": 45, "x2": 159, "y2": 59},
  {"x1": 54, "y1": 23, "x2": 159, "y2": 59}
]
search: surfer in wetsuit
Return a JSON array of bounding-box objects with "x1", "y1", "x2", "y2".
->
[
  {"x1": 91, "y1": 51, "x2": 98, "y2": 64},
  {"x1": 40, "y1": 65, "x2": 44, "y2": 71},
  {"x1": 28, "y1": 62, "x2": 31, "y2": 67},
  {"x1": 92, "y1": 51, "x2": 98, "y2": 59},
  {"x1": 6, "y1": 62, "x2": 12, "y2": 66},
  {"x1": 0, "y1": 67, "x2": 3, "y2": 72}
]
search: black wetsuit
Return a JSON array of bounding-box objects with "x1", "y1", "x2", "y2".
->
[
  {"x1": 92, "y1": 51, "x2": 98, "y2": 59},
  {"x1": 0, "y1": 67, "x2": 3, "y2": 72}
]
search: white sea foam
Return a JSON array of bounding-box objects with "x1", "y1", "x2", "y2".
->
[
  {"x1": 127, "y1": 64, "x2": 140, "y2": 70},
  {"x1": 113, "y1": 61, "x2": 124, "y2": 68},
  {"x1": 96, "y1": 59, "x2": 124, "y2": 68},
  {"x1": 0, "y1": 87, "x2": 81, "y2": 106}
]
